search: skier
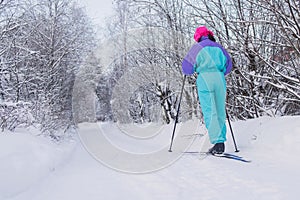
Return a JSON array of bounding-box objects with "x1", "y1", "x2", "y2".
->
[{"x1": 182, "y1": 26, "x2": 232, "y2": 154}]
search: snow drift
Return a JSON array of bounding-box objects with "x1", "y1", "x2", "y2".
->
[{"x1": 1, "y1": 116, "x2": 300, "y2": 200}]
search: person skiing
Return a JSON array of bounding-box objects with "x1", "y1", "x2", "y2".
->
[{"x1": 182, "y1": 26, "x2": 232, "y2": 154}]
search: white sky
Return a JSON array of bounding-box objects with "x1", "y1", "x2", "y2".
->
[{"x1": 77, "y1": 0, "x2": 114, "y2": 26}]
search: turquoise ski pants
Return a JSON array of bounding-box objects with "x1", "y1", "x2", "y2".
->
[{"x1": 197, "y1": 72, "x2": 227, "y2": 144}]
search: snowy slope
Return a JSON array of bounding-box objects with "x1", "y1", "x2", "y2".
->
[
  {"x1": 0, "y1": 128, "x2": 76, "y2": 200},
  {"x1": 1, "y1": 116, "x2": 300, "y2": 200}
]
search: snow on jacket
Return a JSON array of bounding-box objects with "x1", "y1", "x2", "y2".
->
[{"x1": 182, "y1": 36, "x2": 232, "y2": 76}]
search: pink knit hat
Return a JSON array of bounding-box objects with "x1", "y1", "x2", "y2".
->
[{"x1": 194, "y1": 26, "x2": 214, "y2": 42}]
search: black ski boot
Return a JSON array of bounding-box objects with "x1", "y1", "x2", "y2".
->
[{"x1": 208, "y1": 143, "x2": 225, "y2": 155}]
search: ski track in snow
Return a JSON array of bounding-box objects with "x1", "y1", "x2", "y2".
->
[{"x1": 2, "y1": 116, "x2": 300, "y2": 200}]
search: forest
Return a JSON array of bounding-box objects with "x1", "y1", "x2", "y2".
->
[
  {"x1": 96, "y1": 0, "x2": 300, "y2": 124},
  {"x1": 1, "y1": 0, "x2": 299, "y2": 137},
  {"x1": 0, "y1": 0, "x2": 96, "y2": 137}
]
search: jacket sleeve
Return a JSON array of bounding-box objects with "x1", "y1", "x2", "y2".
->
[
  {"x1": 182, "y1": 44, "x2": 202, "y2": 75},
  {"x1": 222, "y1": 48, "x2": 232, "y2": 75},
  {"x1": 182, "y1": 58, "x2": 194, "y2": 75}
]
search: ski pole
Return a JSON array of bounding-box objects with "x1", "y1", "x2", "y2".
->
[
  {"x1": 226, "y1": 109, "x2": 239, "y2": 152},
  {"x1": 169, "y1": 75, "x2": 186, "y2": 152}
]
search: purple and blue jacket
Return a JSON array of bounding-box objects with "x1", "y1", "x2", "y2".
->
[{"x1": 182, "y1": 37, "x2": 232, "y2": 76}]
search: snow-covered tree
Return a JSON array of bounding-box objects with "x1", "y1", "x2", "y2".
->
[
  {"x1": 184, "y1": 0, "x2": 300, "y2": 119},
  {"x1": 96, "y1": 0, "x2": 201, "y2": 124},
  {"x1": 0, "y1": 0, "x2": 96, "y2": 136},
  {"x1": 96, "y1": 0, "x2": 299, "y2": 125}
]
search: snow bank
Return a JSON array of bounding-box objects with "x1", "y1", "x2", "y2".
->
[
  {"x1": 233, "y1": 116, "x2": 300, "y2": 161},
  {"x1": 1, "y1": 116, "x2": 300, "y2": 200},
  {"x1": 0, "y1": 129, "x2": 76, "y2": 199}
]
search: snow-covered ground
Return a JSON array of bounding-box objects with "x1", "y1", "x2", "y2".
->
[{"x1": 1, "y1": 116, "x2": 300, "y2": 200}]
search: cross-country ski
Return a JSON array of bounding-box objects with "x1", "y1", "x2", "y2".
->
[{"x1": 183, "y1": 151, "x2": 251, "y2": 163}]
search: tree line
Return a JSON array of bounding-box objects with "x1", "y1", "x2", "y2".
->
[
  {"x1": 1, "y1": 0, "x2": 299, "y2": 134},
  {"x1": 97, "y1": 0, "x2": 299, "y2": 124},
  {"x1": 0, "y1": 0, "x2": 96, "y2": 137}
]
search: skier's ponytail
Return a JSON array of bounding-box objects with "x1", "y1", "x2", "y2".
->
[{"x1": 208, "y1": 34, "x2": 216, "y2": 42}]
